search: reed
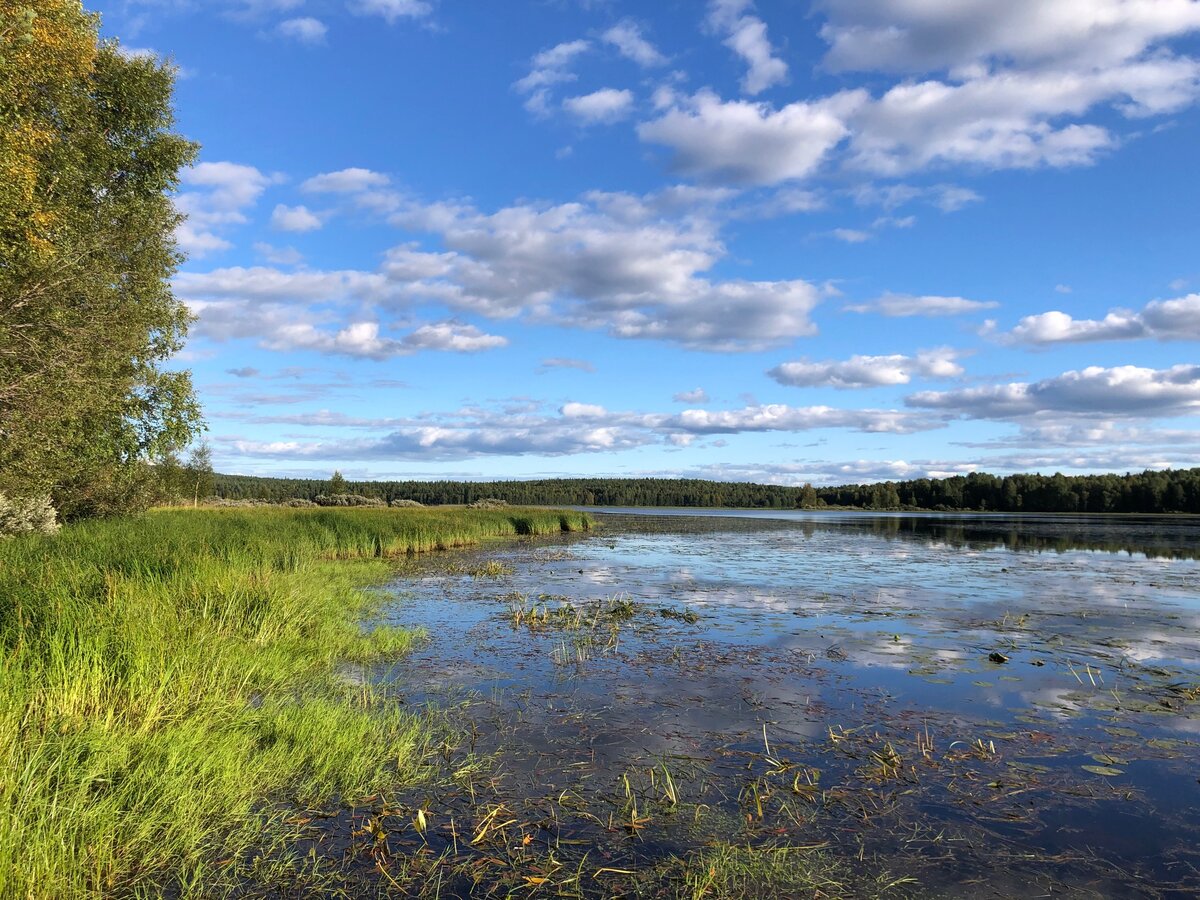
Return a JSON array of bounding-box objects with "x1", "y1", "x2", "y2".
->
[{"x1": 0, "y1": 506, "x2": 589, "y2": 898}]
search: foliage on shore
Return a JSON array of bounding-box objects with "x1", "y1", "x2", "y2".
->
[
  {"x1": 0, "y1": 506, "x2": 589, "y2": 897},
  {"x1": 214, "y1": 467, "x2": 1200, "y2": 514},
  {"x1": 0, "y1": 2, "x2": 201, "y2": 524}
]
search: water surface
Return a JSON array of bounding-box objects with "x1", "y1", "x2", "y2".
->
[{"x1": 355, "y1": 511, "x2": 1200, "y2": 896}]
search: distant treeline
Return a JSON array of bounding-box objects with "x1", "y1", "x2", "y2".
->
[{"x1": 213, "y1": 468, "x2": 1200, "y2": 514}]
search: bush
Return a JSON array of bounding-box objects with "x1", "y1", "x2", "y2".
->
[
  {"x1": 388, "y1": 498, "x2": 424, "y2": 508},
  {"x1": 313, "y1": 493, "x2": 387, "y2": 508},
  {"x1": 281, "y1": 498, "x2": 318, "y2": 508},
  {"x1": 0, "y1": 493, "x2": 60, "y2": 537},
  {"x1": 467, "y1": 498, "x2": 509, "y2": 509}
]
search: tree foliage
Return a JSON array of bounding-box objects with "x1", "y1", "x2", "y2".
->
[
  {"x1": 212, "y1": 468, "x2": 1200, "y2": 515},
  {"x1": 0, "y1": 1, "x2": 201, "y2": 518}
]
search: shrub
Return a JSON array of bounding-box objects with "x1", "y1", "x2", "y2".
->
[
  {"x1": 0, "y1": 493, "x2": 60, "y2": 537},
  {"x1": 467, "y1": 498, "x2": 509, "y2": 509},
  {"x1": 388, "y1": 498, "x2": 424, "y2": 508},
  {"x1": 313, "y1": 493, "x2": 387, "y2": 508}
]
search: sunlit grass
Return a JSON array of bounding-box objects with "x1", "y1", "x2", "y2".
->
[{"x1": 0, "y1": 506, "x2": 589, "y2": 898}]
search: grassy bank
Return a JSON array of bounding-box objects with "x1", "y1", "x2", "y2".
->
[{"x1": 0, "y1": 506, "x2": 589, "y2": 898}]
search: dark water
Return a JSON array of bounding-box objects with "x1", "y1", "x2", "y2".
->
[{"x1": 356, "y1": 512, "x2": 1200, "y2": 897}]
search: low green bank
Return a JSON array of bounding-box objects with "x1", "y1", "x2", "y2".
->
[{"x1": 0, "y1": 507, "x2": 589, "y2": 898}]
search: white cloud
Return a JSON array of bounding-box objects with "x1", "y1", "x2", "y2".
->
[
  {"x1": 253, "y1": 242, "x2": 305, "y2": 265},
  {"x1": 175, "y1": 161, "x2": 280, "y2": 258},
  {"x1": 846, "y1": 292, "x2": 998, "y2": 317},
  {"x1": 872, "y1": 215, "x2": 915, "y2": 229},
  {"x1": 673, "y1": 388, "x2": 710, "y2": 404},
  {"x1": 908, "y1": 364, "x2": 1200, "y2": 419},
  {"x1": 707, "y1": 0, "x2": 789, "y2": 95},
  {"x1": 192, "y1": 303, "x2": 506, "y2": 359},
  {"x1": 769, "y1": 350, "x2": 963, "y2": 389},
  {"x1": 348, "y1": 0, "x2": 432, "y2": 24},
  {"x1": 630, "y1": 2, "x2": 1200, "y2": 186},
  {"x1": 301, "y1": 167, "x2": 391, "y2": 193},
  {"x1": 180, "y1": 185, "x2": 827, "y2": 354},
  {"x1": 841, "y1": 59, "x2": 1200, "y2": 175},
  {"x1": 540, "y1": 357, "x2": 595, "y2": 373},
  {"x1": 602, "y1": 20, "x2": 666, "y2": 67},
  {"x1": 662, "y1": 403, "x2": 937, "y2": 435},
  {"x1": 1004, "y1": 309, "x2": 1145, "y2": 345},
  {"x1": 401, "y1": 321, "x2": 508, "y2": 353},
  {"x1": 217, "y1": 398, "x2": 941, "y2": 463},
  {"x1": 855, "y1": 183, "x2": 983, "y2": 213},
  {"x1": 387, "y1": 192, "x2": 825, "y2": 350},
  {"x1": 561, "y1": 402, "x2": 608, "y2": 418},
  {"x1": 638, "y1": 89, "x2": 857, "y2": 185},
  {"x1": 514, "y1": 39, "x2": 591, "y2": 116},
  {"x1": 563, "y1": 88, "x2": 634, "y2": 124},
  {"x1": 277, "y1": 17, "x2": 326, "y2": 44},
  {"x1": 271, "y1": 203, "x2": 323, "y2": 232},
  {"x1": 1002, "y1": 294, "x2": 1200, "y2": 344},
  {"x1": 831, "y1": 227, "x2": 870, "y2": 243},
  {"x1": 818, "y1": 0, "x2": 1200, "y2": 74}
]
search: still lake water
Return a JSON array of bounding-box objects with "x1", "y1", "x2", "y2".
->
[{"x1": 365, "y1": 511, "x2": 1200, "y2": 897}]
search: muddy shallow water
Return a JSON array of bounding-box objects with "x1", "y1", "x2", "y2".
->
[{"x1": 344, "y1": 512, "x2": 1200, "y2": 897}]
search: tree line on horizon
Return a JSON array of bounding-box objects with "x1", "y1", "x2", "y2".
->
[{"x1": 212, "y1": 467, "x2": 1200, "y2": 515}]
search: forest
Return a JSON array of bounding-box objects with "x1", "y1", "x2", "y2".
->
[{"x1": 213, "y1": 467, "x2": 1200, "y2": 514}]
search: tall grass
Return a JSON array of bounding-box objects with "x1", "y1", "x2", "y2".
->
[{"x1": 0, "y1": 506, "x2": 589, "y2": 898}]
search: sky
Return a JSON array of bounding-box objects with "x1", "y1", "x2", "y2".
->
[{"x1": 93, "y1": 0, "x2": 1200, "y2": 486}]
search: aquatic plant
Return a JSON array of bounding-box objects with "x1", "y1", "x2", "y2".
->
[{"x1": 0, "y1": 505, "x2": 590, "y2": 897}]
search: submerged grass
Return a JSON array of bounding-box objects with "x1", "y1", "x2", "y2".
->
[{"x1": 0, "y1": 506, "x2": 589, "y2": 899}]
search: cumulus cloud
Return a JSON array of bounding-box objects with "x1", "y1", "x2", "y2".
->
[
  {"x1": 349, "y1": 0, "x2": 432, "y2": 24},
  {"x1": 908, "y1": 364, "x2": 1200, "y2": 419},
  {"x1": 276, "y1": 17, "x2": 326, "y2": 44},
  {"x1": 253, "y1": 242, "x2": 305, "y2": 265},
  {"x1": 193, "y1": 306, "x2": 506, "y2": 360},
  {"x1": 853, "y1": 182, "x2": 983, "y2": 213},
  {"x1": 769, "y1": 350, "x2": 963, "y2": 389},
  {"x1": 630, "y1": 2, "x2": 1200, "y2": 185},
  {"x1": 514, "y1": 39, "x2": 590, "y2": 116},
  {"x1": 270, "y1": 203, "x2": 323, "y2": 232},
  {"x1": 386, "y1": 192, "x2": 825, "y2": 350},
  {"x1": 707, "y1": 0, "x2": 789, "y2": 95},
  {"x1": 540, "y1": 357, "x2": 596, "y2": 373},
  {"x1": 818, "y1": 0, "x2": 1200, "y2": 74},
  {"x1": 1003, "y1": 294, "x2": 1200, "y2": 344},
  {"x1": 179, "y1": 184, "x2": 828, "y2": 354},
  {"x1": 831, "y1": 227, "x2": 870, "y2": 243},
  {"x1": 216, "y1": 398, "x2": 942, "y2": 463},
  {"x1": 846, "y1": 292, "x2": 998, "y2": 317},
  {"x1": 301, "y1": 167, "x2": 391, "y2": 193},
  {"x1": 840, "y1": 60, "x2": 1200, "y2": 175},
  {"x1": 175, "y1": 161, "x2": 281, "y2": 257},
  {"x1": 673, "y1": 388, "x2": 710, "y2": 404},
  {"x1": 638, "y1": 89, "x2": 857, "y2": 185},
  {"x1": 602, "y1": 20, "x2": 666, "y2": 67},
  {"x1": 564, "y1": 88, "x2": 634, "y2": 124},
  {"x1": 177, "y1": 266, "x2": 392, "y2": 306}
]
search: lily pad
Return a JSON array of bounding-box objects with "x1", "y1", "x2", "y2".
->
[{"x1": 1081, "y1": 765, "x2": 1125, "y2": 777}]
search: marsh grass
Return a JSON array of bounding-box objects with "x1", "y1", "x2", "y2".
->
[{"x1": 0, "y1": 506, "x2": 589, "y2": 898}]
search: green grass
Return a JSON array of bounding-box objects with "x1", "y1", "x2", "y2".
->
[{"x1": 0, "y1": 506, "x2": 589, "y2": 898}]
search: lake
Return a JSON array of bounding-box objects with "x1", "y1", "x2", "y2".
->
[{"x1": 349, "y1": 510, "x2": 1200, "y2": 897}]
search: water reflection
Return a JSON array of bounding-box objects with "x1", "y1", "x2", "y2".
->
[
  {"x1": 582, "y1": 507, "x2": 1200, "y2": 559},
  {"x1": 365, "y1": 512, "x2": 1200, "y2": 897}
]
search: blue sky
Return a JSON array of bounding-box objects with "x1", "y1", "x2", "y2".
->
[{"x1": 98, "y1": 0, "x2": 1200, "y2": 485}]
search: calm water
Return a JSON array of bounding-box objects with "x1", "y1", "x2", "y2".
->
[{"x1": 357, "y1": 511, "x2": 1200, "y2": 897}]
